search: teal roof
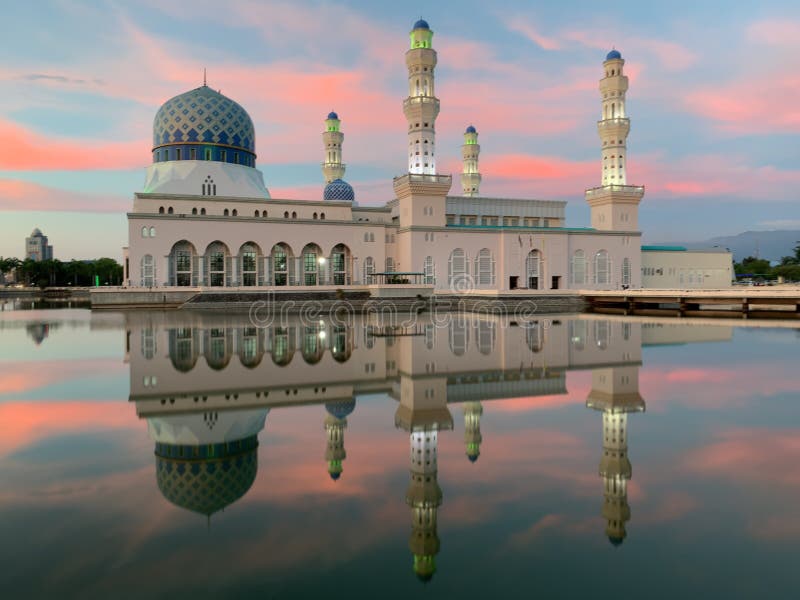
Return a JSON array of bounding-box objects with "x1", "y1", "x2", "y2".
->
[{"x1": 641, "y1": 245, "x2": 687, "y2": 252}]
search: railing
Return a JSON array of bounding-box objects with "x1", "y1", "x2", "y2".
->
[
  {"x1": 321, "y1": 161, "x2": 347, "y2": 169},
  {"x1": 393, "y1": 173, "x2": 452, "y2": 185},
  {"x1": 369, "y1": 272, "x2": 428, "y2": 285},
  {"x1": 403, "y1": 96, "x2": 439, "y2": 110},
  {"x1": 597, "y1": 118, "x2": 630, "y2": 127},
  {"x1": 585, "y1": 184, "x2": 645, "y2": 196}
]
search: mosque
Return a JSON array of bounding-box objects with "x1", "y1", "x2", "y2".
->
[{"x1": 122, "y1": 19, "x2": 668, "y2": 293}]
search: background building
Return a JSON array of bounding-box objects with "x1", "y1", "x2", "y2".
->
[
  {"x1": 641, "y1": 246, "x2": 733, "y2": 288},
  {"x1": 25, "y1": 228, "x2": 53, "y2": 262}
]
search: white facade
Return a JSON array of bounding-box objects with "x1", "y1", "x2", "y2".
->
[
  {"x1": 642, "y1": 248, "x2": 734, "y2": 289},
  {"x1": 124, "y1": 20, "x2": 660, "y2": 294}
]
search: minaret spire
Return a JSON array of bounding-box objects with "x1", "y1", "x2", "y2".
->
[
  {"x1": 321, "y1": 111, "x2": 345, "y2": 183},
  {"x1": 403, "y1": 19, "x2": 439, "y2": 175},
  {"x1": 461, "y1": 125, "x2": 481, "y2": 196},
  {"x1": 203, "y1": 68, "x2": 207, "y2": 87},
  {"x1": 584, "y1": 49, "x2": 645, "y2": 232}
]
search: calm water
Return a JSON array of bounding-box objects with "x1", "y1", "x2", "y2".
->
[{"x1": 1, "y1": 304, "x2": 799, "y2": 599}]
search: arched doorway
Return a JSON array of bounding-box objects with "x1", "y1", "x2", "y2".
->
[
  {"x1": 205, "y1": 241, "x2": 230, "y2": 287},
  {"x1": 169, "y1": 240, "x2": 196, "y2": 286},
  {"x1": 330, "y1": 244, "x2": 351, "y2": 285},
  {"x1": 270, "y1": 243, "x2": 293, "y2": 286},
  {"x1": 302, "y1": 243, "x2": 323, "y2": 285},
  {"x1": 238, "y1": 242, "x2": 262, "y2": 287}
]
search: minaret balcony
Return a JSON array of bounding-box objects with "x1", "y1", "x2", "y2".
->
[
  {"x1": 597, "y1": 117, "x2": 630, "y2": 134},
  {"x1": 403, "y1": 96, "x2": 440, "y2": 112},
  {"x1": 321, "y1": 161, "x2": 347, "y2": 169}
]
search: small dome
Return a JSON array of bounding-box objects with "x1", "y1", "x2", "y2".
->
[
  {"x1": 324, "y1": 178, "x2": 355, "y2": 202},
  {"x1": 608, "y1": 535, "x2": 625, "y2": 547},
  {"x1": 30, "y1": 227, "x2": 43, "y2": 236},
  {"x1": 467, "y1": 454, "x2": 479, "y2": 463},
  {"x1": 606, "y1": 49, "x2": 622, "y2": 60},
  {"x1": 413, "y1": 19, "x2": 430, "y2": 30},
  {"x1": 327, "y1": 111, "x2": 339, "y2": 120},
  {"x1": 465, "y1": 125, "x2": 477, "y2": 134},
  {"x1": 326, "y1": 399, "x2": 356, "y2": 420},
  {"x1": 329, "y1": 471, "x2": 341, "y2": 481}
]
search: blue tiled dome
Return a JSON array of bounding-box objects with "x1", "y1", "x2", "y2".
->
[
  {"x1": 326, "y1": 399, "x2": 356, "y2": 420},
  {"x1": 465, "y1": 125, "x2": 477, "y2": 134},
  {"x1": 327, "y1": 111, "x2": 339, "y2": 120},
  {"x1": 413, "y1": 19, "x2": 430, "y2": 30},
  {"x1": 606, "y1": 49, "x2": 622, "y2": 60},
  {"x1": 152, "y1": 85, "x2": 256, "y2": 166},
  {"x1": 324, "y1": 179, "x2": 355, "y2": 202}
]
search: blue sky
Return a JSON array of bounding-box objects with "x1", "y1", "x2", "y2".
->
[{"x1": 1, "y1": 0, "x2": 799, "y2": 259}]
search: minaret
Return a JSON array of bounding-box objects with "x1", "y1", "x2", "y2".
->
[
  {"x1": 584, "y1": 49, "x2": 645, "y2": 232},
  {"x1": 321, "y1": 111, "x2": 345, "y2": 183},
  {"x1": 463, "y1": 401, "x2": 483, "y2": 462},
  {"x1": 324, "y1": 400, "x2": 355, "y2": 481},
  {"x1": 586, "y1": 366, "x2": 645, "y2": 546},
  {"x1": 406, "y1": 428, "x2": 442, "y2": 582},
  {"x1": 461, "y1": 125, "x2": 481, "y2": 196},
  {"x1": 403, "y1": 19, "x2": 439, "y2": 175}
]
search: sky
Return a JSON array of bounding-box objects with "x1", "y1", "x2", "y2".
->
[{"x1": 0, "y1": 0, "x2": 799, "y2": 260}]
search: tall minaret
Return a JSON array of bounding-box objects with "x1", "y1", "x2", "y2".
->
[
  {"x1": 463, "y1": 401, "x2": 483, "y2": 462},
  {"x1": 406, "y1": 427, "x2": 442, "y2": 582},
  {"x1": 324, "y1": 400, "x2": 355, "y2": 481},
  {"x1": 322, "y1": 111, "x2": 345, "y2": 183},
  {"x1": 461, "y1": 125, "x2": 481, "y2": 196},
  {"x1": 403, "y1": 19, "x2": 439, "y2": 175},
  {"x1": 584, "y1": 49, "x2": 645, "y2": 232},
  {"x1": 586, "y1": 366, "x2": 645, "y2": 546}
]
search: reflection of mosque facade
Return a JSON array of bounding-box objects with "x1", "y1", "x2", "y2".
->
[
  {"x1": 124, "y1": 18, "x2": 649, "y2": 293},
  {"x1": 126, "y1": 314, "x2": 730, "y2": 575}
]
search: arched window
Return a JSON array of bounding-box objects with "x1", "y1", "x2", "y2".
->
[
  {"x1": 594, "y1": 321, "x2": 610, "y2": 349},
  {"x1": 206, "y1": 242, "x2": 229, "y2": 287},
  {"x1": 385, "y1": 257, "x2": 395, "y2": 273},
  {"x1": 448, "y1": 318, "x2": 469, "y2": 356},
  {"x1": 200, "y1": 208, "x2": 206, "y2": 215},
  {"x1": 364, "y1": 232, "x2": 370, "y2": 242},
  {"x1": 475, "y1": 248, "x2": 495, "y2": 286},
  {"x1": 141, "y1": 226, "x2": 148, "y2": 238},
  {"x1": 301, "y1": 325, "x2": 324, "y2": 364},
  {"x1": 202, "y1": 176, "x2": 216, "y2": 196},
  {"x1": 292, "y1": 211, "x2": 297, "y2": 219},
  {"x1": 232, "y1": 209, "x2": 238, "y2": 217},
  {"x1": 141, "y1": 254, "x2": 154, "y2": 287},
  {"x1": 363, "y1": 256, "x2": 375, "y2": 284},
  {"x1": 271, "y1": 243, "x2": 291, "y2": 286},
  {"x1": 448, "y1": 248, "x2": 467, "y2": 289},
  {"x1": 192, "y1": 208, "x2": 198, "y2": 215},
  {"x1": 262, "y1": 211, "x2": 268, "y2": 218},
  {"x1": 302, "y1": 243, "x2": 322, "y2": 285},
  {"x1": 170, "y1": 241, "x2": 195, "y2": 286},
  {"x1": 331, "y1": 244, "x2": 349, "y2": 285},
  {"x1": 239, "y1": 242, "x2": 260, "y2": 286},
  {"x1": 571, "y1": 250, "x2": 586, "y2": 285},
  {"x1": 594, "y1": 250, "x2": 610, "y2": 285},
  {"x1": 284, "y1": 211, "x2": 289, "y2": 219},
  {"x1": 254, "y1": 210, "x2": 260, "y2": 217},
  {"x1": 622, "y1": 257, "x2": 631, "y2": 287},
  {"x1": 423, "y1": 256, "x2": 435, "y2": 284},
  {"x1": 167, "y1": 207, "x2": 174, "y2": 214},
  {"x1": 476, "y1": 320, "x2": 495, "y2": 355},
  {"x1": 570, "y1": 320, "x2": 586, "y2": 351},
  {"x1": 149, "y1": 226, "x2": 155, "y2": 237},
  {"x1": 159, "y1": 206, "x2": 165, "y2": 214},
  {"x1": 223, "y1": 209, "x2": 229, "y2": 216},
  {"x1": 320, "y1": 213, "x2": 325, "y2": 220},
  {"x1": 526, "y1": 250, "x2": 541, "y2": 289},
  {"x1": 313, "y1": 212, "x2": 318, "y2": 220}
]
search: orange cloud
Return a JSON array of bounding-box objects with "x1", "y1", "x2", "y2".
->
[{"x1": 0, "y1": 178, "x2": 128, "y2": 212}]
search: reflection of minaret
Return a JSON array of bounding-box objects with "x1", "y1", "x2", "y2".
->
[
  {"x1": 324, "y1": 399, "x2": 355, "y2": 481},
  {"x1": 463, "y1": 401, "x2": 483, "y2": 462},
  {"x1": 26, "y1": 322, "x2": 50, "y2": 345},
  {"x1": 586, "y1": 366, "x2": 645, "y2": 546},
  {"x1": 395, "y1": 375, "x2": 452, "y2": 582}
]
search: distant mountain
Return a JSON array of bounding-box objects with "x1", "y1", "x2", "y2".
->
[{"x1": 651, "y1": 230, "x2": 800, "y2": 263}]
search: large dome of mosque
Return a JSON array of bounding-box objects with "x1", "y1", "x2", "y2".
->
[
  {"x1": 155, "y1": 435, "x2": 259, "y2": 517},
  {"x1": 152, "y1": 85, "x2": 256, "y2": 167}
]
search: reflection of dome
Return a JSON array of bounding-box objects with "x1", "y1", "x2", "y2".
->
[
  {"x1": 606, "y1": 49, "x2": 622, "y2": 60},
  {"x1": 323, "y1": 178, "x2": 355, "y2": 202},
  {"x1": 413, "y1": 555, "x2": 436, "y2": 582},
  {"x1": 465, "y1": 125, "x2": 476, "y2": 134},
  {"x1": 156, "y1": 435, "x2": 258, "y2": 516},
  {"x1": 329, "y1": 469, "x2": 341, "y2": 481},
  {"x1": 152, "y1": 85, "x2": 256, "y2": 166},
  {"x1": 413, "y1": 19, "x2": 430, "y2": 30},
  {"x1": 608, "y1": 535, "x2": 624, "y2": 547},
  {"x1": 467, "y1": 453, "x2": 478, "y2": 463},
  {"x1": 326, "y1": 399, "x2": 356, "y2": 420},
  {"x1": 327, "y1": 111, "x2": 339, "y2": 120}
]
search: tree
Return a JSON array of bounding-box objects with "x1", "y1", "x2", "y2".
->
[{"x1": 734, "y1": 256, "x2": 771, "y2": 276}]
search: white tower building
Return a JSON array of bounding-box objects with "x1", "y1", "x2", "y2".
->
[
  {"x1": 321, "y1": 111, "x2": 345, "y2": 183},
  {"x1": 586, "y1": 366, "x2": 645, "y2": 546},
  {"x1": 323, "y1": 399, "x2": 355, "y2": 481},
  {"x1": 584, "y1": 50, "x2": 644, "y2": 232},
  {"x1": 463, "y1": 401, "x2": 483, "y2": 462},
  {"x1": 406, "y1": 428, "x2": 442, "y2": 582},
  {"x1": 403, "y1": 19, "x2": 439, "y2": 175},
  {"x1": 461, "y1": 125, "x2": 481, "y2": 196}
]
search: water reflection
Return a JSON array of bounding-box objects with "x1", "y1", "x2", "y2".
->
[{"x1": 122, "y1": 313, "x2": 736, "y2": 581}]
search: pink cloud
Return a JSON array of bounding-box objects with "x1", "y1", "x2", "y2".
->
[
  {"x1": 505, "y1": 20, "x2": 561, "y2": 51},
  {"x1": 746, "y1": 19, "x2": 800, "y2": 49},
  {"x1": 0, "y1": 178, "x2": 128, "y2": 212}
]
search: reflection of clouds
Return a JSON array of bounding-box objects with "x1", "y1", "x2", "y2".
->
[
  {"x1": 0, "y1": 358, "x2": 123, "y2": 397},
  {"x1": 683, "y1": 428, "x2": 800, "y2": 488}
]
